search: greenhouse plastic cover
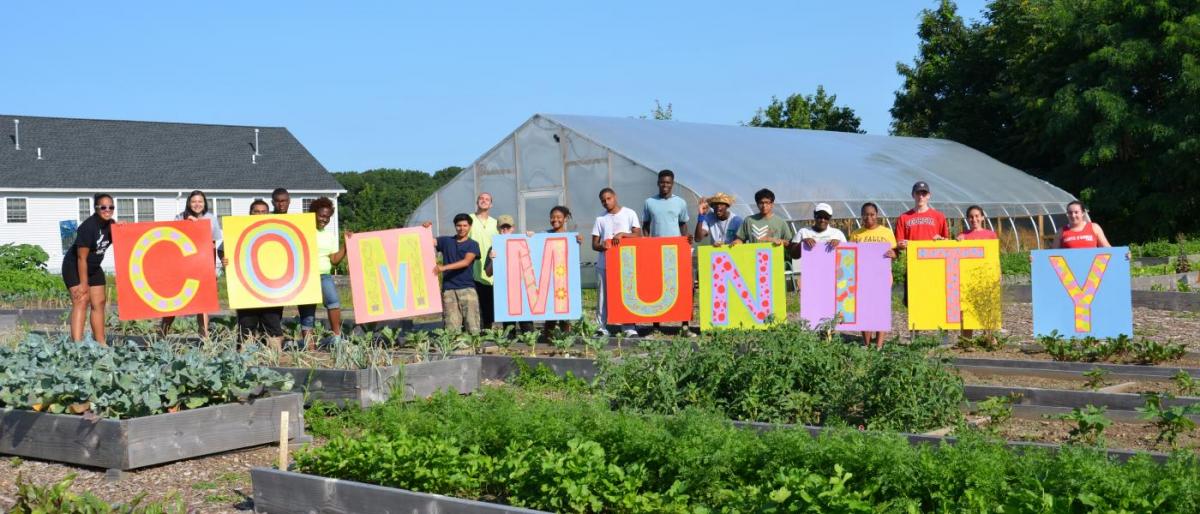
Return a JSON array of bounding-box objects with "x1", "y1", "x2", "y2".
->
[{"x1": 541, "y1": 114, "x2": 1077, "y2": 221}]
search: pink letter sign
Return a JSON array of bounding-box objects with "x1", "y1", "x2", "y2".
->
[
  {"x1": 346, "y1": 227, "x2": 442, "y2": 323},
  {"x1": 799, "y1": 242, "x2": 892, "y2": 331}
]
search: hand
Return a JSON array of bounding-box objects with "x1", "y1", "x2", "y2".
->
[
  {"x1": 612, "y1": 233, "x2": 625, "y2": 243},
  {"x1": 898, "y1": 240, "x2": 908, "y2": 250},
  {"x1": 802, "y1": 238, "x2": 816, "y2": 250},
  {"x1": 698, "y1": 201, "x2": 709, "y2": 216},
  {"x1": 885, "y1": 249, "x2": 897, "y2": 259},
  {"x1": 432, "y1": 264, "x2": 443, "y2": 274},
  {"x1": 686, "y1": 234, "x2": 694, "y2": 244},
  {"x1": 488, "y1": 249, "x2": 496, "y2": 260},
  {"x1": 774, "y1": 238, "x2": 787, "y2": 247},
  {"x1": 933, "y1": 235, "x2": 945, "y2": 241},
  {"x1": 575, "y1": 234, "x2": 583, "y2": 245},
  {"x1": 221, "y1": 257, "x2": 229, "y2": 267},
  {"x1": 713, "y1": 242, "x2": 724, "y2": 248},
  {"x1": 69, "y1": 284, "x2": 88, "y2": 298},
  {"x1": 602, "y1": 239, "x2": 612, "y2": 250},
  {"x1": 420, "y1": 221, "x2": 432, "y2": 229},
  {"x1": 344, "y1": 231, "x2": 355, "y2": 241},
  {"x1": 525, "y1": 231, "x2": 535, "y2": 237},
  {"x1": 955, "y1": 234, "x2": 965, "y2": 241},
  {"x1": 826, "y1": 240, "x2": 839, "y2": 249}
]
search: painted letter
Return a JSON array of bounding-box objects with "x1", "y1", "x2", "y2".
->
[
  {"x1": 505, "y1": 236, "x2": 571, "y2": 316},
  {"x1": 359, "y1": 233, "x2": 430, "y2": 316},
  {"x1": 617, "y1": 245, "x2": 679, "y2": 317},
  {"x1": 834, "y1": 247, "x2": 858, "y2": 324},
  {"x1": 1048, "y1": 254, "x2": 1110, "y2": 333},
  {"x1": 710, "y1": 248, "x2": 774, "y2": 326},
  {"x1": 916, "y1": 247, "x2": 985, "y2": 323},
  {"x1": 129, "y1": 227, "x2": 200, "y2": 312}
]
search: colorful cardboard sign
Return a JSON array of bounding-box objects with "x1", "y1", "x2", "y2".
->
[
  {"x1": 799, "y1": 242, "x2": 892, "y2": 331},
  {"x1": 1032, "y1": 247, "x2": 1132, "y2": 338},
  {"x1": 604, "y1": 237, "x2": 694, "y2": 324},
  {"x1": 493, "y1": 233, "x2": 582, "y2": 322},
  {"x1": 59, "y1": 220, "x2": 78, "y2": 255},
  {"x1": 906, "y1": 240, "x2": 1002, "y2": 330},
  {"x1": 222, "y1": 214, "x2": 321, "y2": 309},
  {"x1": 112, "y1": 220, "x2": 219, "y2": 321},
  {"x1": 698, "y1": 243, "x2": 787, "y2": 330},
  {"x1": 346, "y1": 227, "x2": 443, "y2": 323}
]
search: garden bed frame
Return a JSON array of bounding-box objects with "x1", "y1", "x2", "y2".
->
[
  {"x1": 0, "y1": 393, "x2": 305, "y2": 471},
  {"x1": 273, "y1": 357, "x2": 481, "y2": 408}
]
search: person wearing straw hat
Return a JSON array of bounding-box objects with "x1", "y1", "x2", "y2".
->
[{"x1": 695, "y1": 192, "x2": 742, "y2": 246}]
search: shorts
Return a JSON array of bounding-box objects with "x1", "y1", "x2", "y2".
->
[
  {"x1": 62, "y1": 262, "x2": 105, "y2": 288},
  {"x1": 299, "y1": 275, "x2": 341, "y2": 329},
  {"x1": 237, "y1": 307, "x2": 284, "y2": 339}
]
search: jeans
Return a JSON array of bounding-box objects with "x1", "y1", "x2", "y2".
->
[{"x1": 299, "y1": 275, "x2": 341, "y2": 330}]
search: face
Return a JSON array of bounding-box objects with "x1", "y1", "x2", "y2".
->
[
  {"x1": 315, "y1": 207, "x2": 333, "y2": 229},
  {"x1": 550, "y1": 210, "x2": 566, "y2": 231},
  {"x1": 756, "y1": 197, "x2": 774, "y2": 216},
  {"x1": 188, "y1": 195, "x2": 206, "y2": 216},
  {"x1": 657, "y1": 175, "x2": 674, "y2": 197},
  {"x1": 1067, "y1": 204, "x2": 1085, "y2": 225},
  {"x1": 95, "y1": 197, "x2": 115, "y2": 221},
  {"x1": 913, "y1": 190, "x2": 930, "y2": 207},
  {"x1": 250, "y1": 203, "x2": 270, "y2": 215},
  {"x1": 455, "y1": 220, "x2": 471, "y2": 238},
  {"x1": 272, "y1": 193, "x2": 290, "y2": 213},
  {"x1": 713, "y1": 202, "x2": 730, "y2": 220},
  {"x1": 499, "y1": 225, "x2": 514, "y2": 235},
  {"x1": 861, "y1": 206, "x2": 879, "y2": 228},
  {"x1": 600, "y1": 191, "x2": 618, "y2": 212},
  {"x1": 968, "y1": 209, "x2": 985, "y2": 230},
  {"x1": 813, "y1": 213, "x2": 830, "y2": 231},
  {"x1": 477, "y1": 194, "x2": 492, "y2": 211}
]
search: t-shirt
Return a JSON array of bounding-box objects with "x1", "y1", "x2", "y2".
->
[
  {"x1": 699, "y1": 212, "x2": 742, "y2": 245},
  {"x1": 591, "y1": 206, "x2": 641, "y2": 270},
  {"x1": 64, "y1": 215, "x2": 112, "y2": 270},
  {"x1": 850, "y1": 225, "x2": 897, "y2": 246},
  {"x1": 315, "y1": 224, "x2": 340, "y2": 274},
  {"x1": 735, "y1": 213, "x2": 794, "y2": 244},
  {"x1": 792, "y1": 226, "x2": 847, "y2": 246},
  {"x1": 895, "y1": 208, "x2": 949, "y2": 243},
  {"x1": 1060, "y1": 223, "x2": 1099, "y2": 249},
  {"x1": 642, "y1": 195, "x2": 689, "y2": 237},
  {"x1": 468, "y1": 213, "x2": 499, "y2": 285},
  {"x1": 959, "y1": 228, "x2": 997, "y2": 241},
  {"x1": 436, "y1": 236, "x2": 480, "y2": 290},
  {"x1": 174, "y1": 211, "x2": 223, "y2": 246}
]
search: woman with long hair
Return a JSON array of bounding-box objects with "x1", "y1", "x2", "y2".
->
[
  {"x1": 1054, "y1": 201, "x2": 1112, "y2": 249},
  {"x1": 63, "y1": 193, "x2": 116, "y2": 343},
  {"x1": 161, "y1": 190, "x2": 222, "y2": 338}
]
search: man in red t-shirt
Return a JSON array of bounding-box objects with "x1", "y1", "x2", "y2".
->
[
  {"x1": 895, "y1": 181, "x2": 949, "y2": 247},
  {"x1": 896, "y1": 181, "x2": 949, "y2": 312}
]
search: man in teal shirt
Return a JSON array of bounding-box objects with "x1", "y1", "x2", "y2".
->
[{"x1": 642, "y1": 169, "x2": 694, "y2": 336}]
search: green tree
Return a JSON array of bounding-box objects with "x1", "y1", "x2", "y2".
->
[
  {"x1": 334, "y1": 167, "x2": 461, "y2": 233},
  {"x1": 747, "y1": 86, "x2": 864, "y2": 133},
  {"x1": 639, "y1": 100, "x2": 674, "y2": 120},
  {"x1": 892, "y1": 0, "x2": 1200, "y2": 242}
]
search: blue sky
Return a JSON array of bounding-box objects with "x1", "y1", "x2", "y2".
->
[{"x1": 2, "y1": 1, "x2": 988, "y2": 173}]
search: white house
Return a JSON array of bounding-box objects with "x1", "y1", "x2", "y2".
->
[{"x1": 0, "y1": 114, "x2": 345, "y2": 273}]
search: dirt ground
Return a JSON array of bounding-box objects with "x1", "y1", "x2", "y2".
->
[
  {"x1": 957, "y1": 369, "x2": 1180, "y2": 394},
  {"x1": 992, "y1": 417, "x2": 1200, "y2": 454}
]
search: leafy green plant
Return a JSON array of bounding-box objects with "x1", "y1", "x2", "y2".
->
[
  {"x1": 514, "y1": 330, "x2": 540, "y2": 357},
  {"x1": 974, "y1": 394, "x2": 1019, "y2": 433},
  {"x1": 1055, "y1": 405, "x2": 1111, "y2": 445},
  {"x1": 11, "y1": 473, "x2": 185, "y2": 513},
  {"x1": 1176, "y1": 235, "x2": 1192, "y2": 274},
  {"x1": 1173, "y1": 370, "x2": 1200, "y2": 397},
  {"x1": 549, "y1": 331, "x2": 576, "y2": 357},
  {"x1": 1083, "y1": 368, "x2": 1111, "y2": 390},
  {"x1": 406, "y1": 330, "x2": 433, "y2": 362},
  {"x1": 481, "y1": 326, "x2": 513, "y2": 355},
  {"x1": 510, "y1": 357, "x2": 589, "y2": 393},
  {"x1": 1129, "y1": 338, "x2": 1186, "y2": 364},
  {"x1": 1039, "y1": 331, "x2": 1182, "y2": 364},
  {"x1": 1137, "y1": 392, "x2": 1200, "y2": 447},
  {"x1": 0, "y1": 334, "x2": 292, "y2": 419},
  {"x1": 431, "y1": 328, "x2": 465, "y2": 359}
]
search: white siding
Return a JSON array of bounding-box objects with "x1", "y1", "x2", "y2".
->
[{"x1": 0, "y1": 191, "x2": 340, "y2": 274}]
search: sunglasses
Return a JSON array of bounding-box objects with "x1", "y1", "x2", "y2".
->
[{"x1": 96, "y1": 205, "x2": 115, "y2": 211}]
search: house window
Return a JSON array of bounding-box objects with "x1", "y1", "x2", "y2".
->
[
  {"x1": 78, "y1": 198, "x2": 91, "y2": 222},
  {"x1": 136, "y1": 198, "x2": 154, "y2": 222},
  {"x1": 214, "y1": 198, "x2": 232, "y2": 217},
  {"x1": 301, "y1": 198, "x2": 315, "y2": 213},
  {"x1": 6, "y1": 198, "x2": 27, "y2": 223},
  {"x1": 116, "y1": 199, "x2": 135, "y2": 223}
]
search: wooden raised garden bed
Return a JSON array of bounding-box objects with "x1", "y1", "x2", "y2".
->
[
  {"x1": 272, "y1": 357, "x2": 481, "y2": 407},
  {"x1": 0, "y1": 393, "x2": 304, "y2": 471}
]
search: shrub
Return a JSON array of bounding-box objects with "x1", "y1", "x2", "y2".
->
[
  {"x1": 0, "y1": 243, "x2": 62, "y2": 297},
  {"x1": 596, "y1": 325, "x2": 964, "y2": 431}
]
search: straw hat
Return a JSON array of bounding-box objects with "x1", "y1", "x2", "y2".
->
[{"x1": 706, "y1": 192, "x2": 735, "y2": 207}]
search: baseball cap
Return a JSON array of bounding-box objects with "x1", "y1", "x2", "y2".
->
[
  {"x1": 911, "y1": 181, "x2": 930, "y2": 194},
  {"x1": 497, "y1": 214, "x2": 515, "y2": 228},
  {"x1": 814, "y1": 203, "x2": 834, "y2": 217}
]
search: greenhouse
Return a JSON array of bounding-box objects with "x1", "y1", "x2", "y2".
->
[{"x1": 409, "y1": 114, "x2": 1078, "y2": 264}]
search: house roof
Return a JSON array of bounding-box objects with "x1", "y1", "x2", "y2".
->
[
  {"x1": 0, "y1": 114, "x2": 343, "y2": 192},
  {"x1": 538, "y1": 114, "x2": 1076, "y2": 219}
]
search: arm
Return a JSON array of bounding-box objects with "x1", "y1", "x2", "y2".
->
[
  {"x1": 484, "y1": 250, "x2": 494, "y2": 277},
  {"x1": 1093, "y1": 224, "x2": 1112, "y2": 248},
  {"x1": 694, "y1": 217, "x2": 709, "y2": 242},
  {"x1": 591, "y1": 234, "x2": 604, "y2": 252},
  {"x1": 1052, "y1": 232, "x2": 1063, "y2": 249},
  {"x1": 679, "y1": 221, "x2": 691, "y2": 243},
  {"x1": 330, "y1": 232, "x2": 353, "y2": 265},
  {"x1": 435, "y1": 252, "x2": 477, "y2": 273}
]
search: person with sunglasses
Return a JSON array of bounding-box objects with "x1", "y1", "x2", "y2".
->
[{"x1": 62, "y1": 193, "x2": 117, "y2": 343}]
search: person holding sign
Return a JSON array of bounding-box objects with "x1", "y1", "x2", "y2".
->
[
  {"x1": 850, "y1": 202, "x2": 898, "y2": 349},
  {"x1": 592, "y1": 188, "x2": 642, "y2": 337},
  {"x1": 161, "y1": 190, "x2": 223, "y2": 339},
  {"x1": 695, "y1": 192, "x2": 741, "y2": 246},
  {"x1": 225, "y1": 200, "x2": 285, "y2": 348},
  {"x1": 1054, "y1": 201, "x2": 1112, "y2": 249},
  {"x1": 956, "y1": 205, "x2": 997, "y2": 241},
  {"x1": 469, "y1": 193, "x2": 500, "y2": 331},
  {"x1": 63, "y1": 193, "x2": 116, "y2": 343},
  {"x1": 642, "y1": 169, "x2": 694, "y2": 336},
  {"x1": 790, "y1": 203, "x2": 846, "y2": 256},
  {"x1": 433, "y1": 214, "x2": 482, "y2": 334},
  {"x1": 895, "y1": 181, "x2": 949, "y2": 309},
  {"x1": 297, "y1": 197, "x2": 348, "y2": 348},
  {"x1": 732, "y1": 188, "x2": 794, "y2": 247}
]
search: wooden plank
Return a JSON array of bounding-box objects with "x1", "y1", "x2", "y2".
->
[
  {"x1": 964, "y1": 385, "x2": 1200, "y2": 411},
  {"x1": 252, "y1": 468, "x2": 548, "y2": 514},
  {"x1": 952, "y1": 357, "x2": 1200, "y2": 378},
  {"x1": 477, "y1": 355, "x2": 602, "y2": 382},
  {"x1": 271, "y1": 366, "x2": 403, "y2": 408},
  {"x1": 0, "y1": 408, "x2": 126, "y2": 469},
  {"x1": 123, "y1": 394, "x2": 304, "y2": 470},
  {"x1": 402, "y1": 358, "x2": 481, "y2": 400}
]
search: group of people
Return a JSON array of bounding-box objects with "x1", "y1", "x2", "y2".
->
[
  {"x1": 427, "y1": 172, "x2": 1113, "y2": 347},
  {"x1": 63, "y1": 171, "x2": 1112, "y2": 347},
  {"x1": 63, "y1": 188, "x2": 348, "y2": 348}
]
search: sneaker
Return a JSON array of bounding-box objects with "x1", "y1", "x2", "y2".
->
[
  {"x1": 623, "y1": 328, "x2": 639, "y2": 338},
  {"x1": 683, "y1": 330, "x2": 697, "y2": 338},
  {"x1": 595, "y1": 327, "x2": 610, "y2": 337}
]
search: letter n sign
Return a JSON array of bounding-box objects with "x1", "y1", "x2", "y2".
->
[{"x1": 1032, "y1": 247, "x2": 1132, "y2": 338}]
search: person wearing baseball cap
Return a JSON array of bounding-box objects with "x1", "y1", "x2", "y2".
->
[
  {"x1": 895, "y1": 181, "x2": 949, "y2": 312},
  {"x1": 695, "y1": 192, "x2": 742, "y2": 246},
  {"x1": 789, "y1": 202, "x2": 847, "y2": 258}
]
